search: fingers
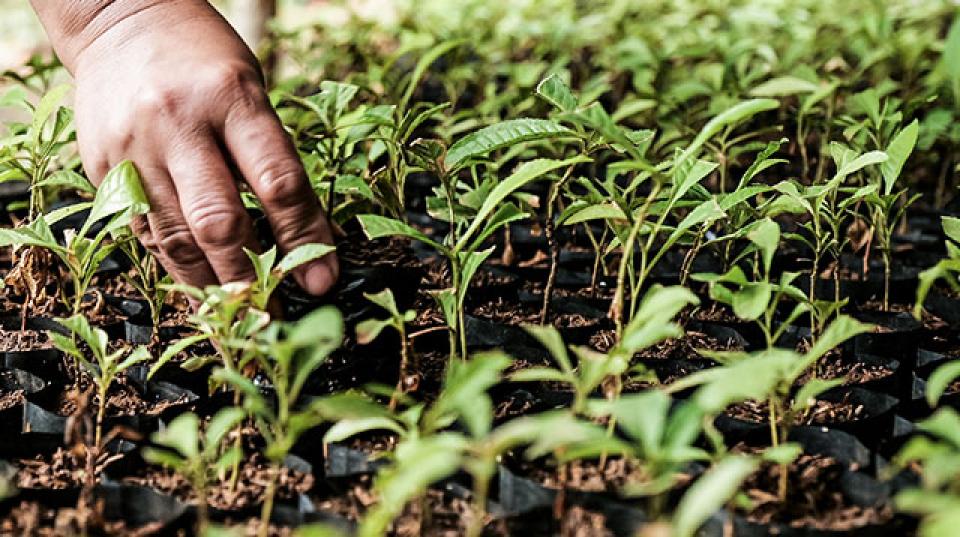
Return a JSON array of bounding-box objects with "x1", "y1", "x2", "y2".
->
[
  {"x1": 129, "y1": 161, "x2": 220, "y2": 290},
  {"x1": 220, "y1": 104, "x2": 338, "y2": 296},
  {"x1": 165, "y1": 132, "x2": 262, "y2": 287}
]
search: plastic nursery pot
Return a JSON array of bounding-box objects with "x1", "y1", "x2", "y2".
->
[
  {"x1": 494, "y1": 464, "x2": 647, "y2": 536},
  {"x1": 22, "y1": 398, "x2": 162, "y2": 447},
  {"x1": 848, "y1": 310, "x2": 922, "y2": 361},
  {"x1": 714, "y1": 386, "x2": 899, "y2": 450},
  {"x1": 920, "y1": 290, "x2": 960, "y2": 325},
  {"x1": 717, "y1": 427, "x2": 903, "y2": 537}
]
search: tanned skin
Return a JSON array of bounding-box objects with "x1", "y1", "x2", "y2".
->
[{"x1": 29, "y1": 1, "x2": 338, "y2": 295}]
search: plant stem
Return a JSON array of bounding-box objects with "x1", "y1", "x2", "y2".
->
[
  {"x1": 467, "y1": 464, "x2": 492, "y2": 537},
  {"x1": 882, "y1": 249, "x2": 891, "y2": 312},
  {"x1": 389, "y1": 325, "x2": 410, "y2": 411},
  {"x1": 258, "y1": 463, "x2": 279, "y2": 537},
  {"x1": 541, "y1": 167, "x2": 575, "y2": 325},
  {"x1": 95, "y1": 387, "x2": 107, "y2": 449}
]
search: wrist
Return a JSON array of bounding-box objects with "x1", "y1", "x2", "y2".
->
[{"x1": 31, "y1": 0, "x2": 215, "y2": 72}]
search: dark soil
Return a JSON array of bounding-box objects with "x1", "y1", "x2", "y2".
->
[{"x1": 726, "y1": 399, "x2": 865, "y2": 426}]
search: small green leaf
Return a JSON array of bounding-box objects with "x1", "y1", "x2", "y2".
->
[
  {"x1": 536, "y1": 74, "x2": 578, "y2": 112},
  {"x1": 881, "y1": 120, "x2": 919, "y2": 195},
  {"x1": 673, "y1": 456, "x2": 759, "y2": 537},
  {"x1": 927, "y1": 360, "x2": 960, "y2": 407},
  {"x1": 277, "y1": 243, "x2": 336, "y2": 275},
  {"x1": 444, "y1": 119, "x2": 573, "y2": 170},
  {"x1": 357, "y1": 214, "x2": 443, "y2": 251},
  {"x1": 457, "y1": 156, "x2": 589, "y2": 250},
  {"x1": 749, "y1": 76, "x2": 820, "y2": 97}
]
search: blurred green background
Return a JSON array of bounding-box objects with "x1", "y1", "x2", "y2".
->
[{"x1": 0, "y1": 0, "x2": 398, "y2": 71}]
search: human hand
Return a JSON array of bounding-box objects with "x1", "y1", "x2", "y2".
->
[{"x1": 42, "y1": 1, "x2": 338, "y2": 295}]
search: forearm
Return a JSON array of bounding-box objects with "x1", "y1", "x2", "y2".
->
[{"x1": 29, "y1": 0, "x2": 216, "y2": 72}]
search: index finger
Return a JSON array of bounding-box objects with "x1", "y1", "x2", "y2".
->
[{"x1": 220, "y1": 104, "x2": 338, "y2": 296}]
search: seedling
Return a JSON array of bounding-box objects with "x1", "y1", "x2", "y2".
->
[
  {"x1": 214, "y1": 306, "x2": 343, "y2": 537},
  {"x1": 669, "y1": 315, "x2": 872, "y2": 501},
  {"x1": 914, "y1": 216, "x2": 960, "y2": 319},
  {"x1": 142, "y1": 409, "x2": 245, "y2": 535},
  {"x1": 49, "y1": 314, "x2": 151, "y2": 448},
  {"x1": 863, "y1": 121, "x2": 921, "y2": 310},
  {"x1": 0, "y1": 160, "x2": 150, "y2": 314},
  {"x1": 767, "y1": 146, "x2": 886, "y2": 306},
  {"x1": 0, "y1": 84, "x2": 75, "y2": 218},
  {"x1": 359, "y1": 143, "x2": 586, "y2": 359},
  {"x1": 356, "y1": 288, "x2": 417, "y2": 409},
  {"x1": 693, "y1": 218, "x2": 811, "y2": 346},
  {"x1": 892, "y1": 408, "x2": 960, "y2": 536},
  {"x1": 512, "y1": 284, "x2": 697, "y2": 416},
  {"x1": 149, "y1": 242, "x2": 336, "y2": 380}
]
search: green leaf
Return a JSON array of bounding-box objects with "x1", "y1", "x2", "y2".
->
[
  {"x1": 803, "y1": 315, "x2": 873, "y2": 368},
  {"x1": 523, "y1": 324, "x2": 572, "y2": 373},
  {"x1": 731, "y1": 282, "x2": 772, "y2": 321},
  {"x1": 927, "y1": 361, "x2": 960, "y2": 407},
  {"x1": 917, "y1": 408, "x2": 960, "y2": 449},
  {"x1": 835, "y1": 149, "x2": 888, "y2": 181},
  {"x1": 30, "y1": 84, "x2": 71, "y2": 145},
  {"x1": 746, "y1": 218, "x2": 780, "y2": 275},
  {"x1": 942, "y1": 14, "x2": 960, "y2": 103},
  {"x1": 81, "y1": 161, "x2": 150, "y2": 238},
  {"x1": 149, "y1": 334, "x2": 210, "y2": 380},
  {"x1": 355, "y1": 318, "x2": 391, "y2": 345},
  {"x1": 444, "y1": 119, "x2": 573, "y2": 170},
  {"x1": 670, "y1": 159, "x2": 718, "y2": 204},
  {"x1": 204, "y1": 407, "x2": 246, "y2": 451},
  {"x1": 364, "y1": 288, "x2": 401, "y2": 318},
  {"x1": 509, "y1": 367, "x2": 571, "y2": 384},
  {"x1": 536, "y1": 74, "x2": 578, "y2": 112},
  {"x1": 35, "y1": 170, "x2": 95, "y2": 194},
  {"x1": 457, "y1": 247, "x2": 494, "y2": 302},
  {"x1": 673, "y1": 455, "x2": 759, "y2": 537},
  {"x1": 675, "y1": 99, "x2": 779, "y2": 170},
  {"x1": 116, "y1": 346, "x2": 151, "y2": 372},
  {"x1": 457, "y1": 156, "x2": 589, "y2": 250},
  {"x1": 357, "y1": 214, "x2": 443, "y2": 251},
  {"x1": 277, "y1": 243, "x2": 336, "y2": 275},
  {"x1": 153, "y1": 412, "x2": 201, "y2": 459},
  {"x1": 399, "y1": 39, "x2": 465, "y2": 112},
  {"x1": 794, "y1": 378, "x2": 843, "y2": 411},
  {"x1": 943, "y1": 216, "x2": 960, "y2": 245},
  {"x1": 749, "y1": 76, "x2": 820, "y2": 97},
  {"x1": 621, "y1": 285, "x2": 699, "y2": 353},
  {"x1": 881, "y1": 120, "x2": 919, "y2": 195},
  {"x1": 560, "y1": 202, "x2": 628, "y2": 225},
  {"x1": 324, "y1": 417, "x2": 405, "y2": 444}
]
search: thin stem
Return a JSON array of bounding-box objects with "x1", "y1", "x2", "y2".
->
[{"x1": 258, "y1": 463, "x2": 280, "y2": 537}]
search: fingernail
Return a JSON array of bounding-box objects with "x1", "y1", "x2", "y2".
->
[{"x1": 303, "y1": 259, "x2": 336, "y2": 296}]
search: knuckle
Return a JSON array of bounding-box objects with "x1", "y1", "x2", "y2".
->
[
  {"x1": 258, "y1": 163, "x2": 309, "y2": 206},
  {"x1": 207, "y1": 62, "x2": 264, "y2": 109},
  {"x1": 137, "y1": 85, "x2": 184, "y2": 117},
  {"x1": 188, "y1": 203, "x2": 249, "y2": 249},
  {"x1": 156, "y1": 226, "x2": 204, "y2": 266}
]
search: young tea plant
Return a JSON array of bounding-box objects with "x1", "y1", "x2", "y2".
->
[
  {"x1": 49, "y1": 314, "x2": 151, "y2": 448},
  {"x1": 142, "y1": 409, "x2": 245, "y2": 535},
  {"x1": 669, "y1": 315, "x2": 872, "y2": 501},
  {"x1": 0, "y1": 160, "x2": 150, "y2": 315},
  {"x1": 148, "y1": 242, "x2": 336, "y2": 380},
  {"x1": 862, "y1": 120, "x2": 921, "y2": 310},
  {"x1": 356, "y1": 288, "x2": 416, "y2": 409},
  {"x1": 359, "y1": 148, "x2": 587, "y2": 360},
  {"x1": 768, "y1": 146, "x2": 887, "y2": 305},
  {"x1": 214, "y1": 306, "x2": 343, "y2": 537},
  {"x1": 914, "y1": 216, "x2": 960, "y2": 319},
  {"x1": 891, "y1": 408, "x2": 960, "y2": 537},
  {"x1": 0, "y1": 84, "x2": 75, "y2": 218}
]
